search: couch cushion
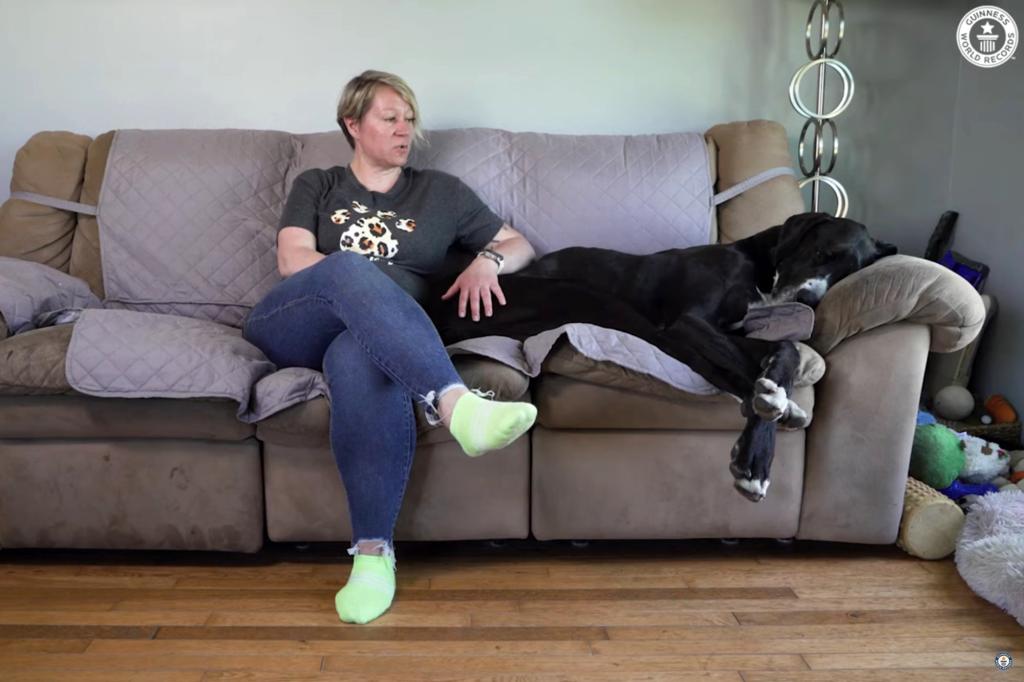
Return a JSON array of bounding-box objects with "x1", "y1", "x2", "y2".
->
[
  {"x1": 0, "y1": 325, "x2": 73, "y2": 395},
  {"x1": 0, "y1": 395, "x2": 254, "y2": 440},
  {"x1": 534, "y1": 373, "x2": 814, "y2": 431},
  {"x1": 256, "y1": 355, "x2": 530, "y2": 446},
  {"x1": 705, "y1": 120, "x2": 804, "y2": 244},
  {"x1": 69, "y1": 131, "x2": 115, "y2": 298},
  {"x1": 541, "y1": 339, "x2": 824, "y2": 402},
  {"x1": 98, "y1": 129, "x2": 294, "y2": 326},
  {"x1": 0, "y1": 131, "x2": 92, "y2": 271},
  {"x1": 0, "y1": 438, "x2": 263, "y2": 551},
  {"x1": 407, "y1": 128, "x2": 715, "y2": 257}
]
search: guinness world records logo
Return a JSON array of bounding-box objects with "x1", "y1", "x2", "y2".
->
[{"x1": 957, "y1": 5, "x2": 1018, "y2": 68}]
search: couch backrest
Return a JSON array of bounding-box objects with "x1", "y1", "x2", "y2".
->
[
  {"x1": 0, "y1": 121, "x2": 804, "y2": 304},
  {"x1": 295, "y1": 128, "x2": 716, "y2": 258}
]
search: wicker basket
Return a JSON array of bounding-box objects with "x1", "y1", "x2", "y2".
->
[
  {"x1": 935, "y1": 417, "x2": 1021, "y2": 448},
  {"x1": 897, "y1": 477, "x2": 965, "y2": 560}
]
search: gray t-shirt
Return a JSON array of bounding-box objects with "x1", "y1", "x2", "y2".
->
[{"x1": 278, "y1": 165, "x2": 504, "y2": 301}]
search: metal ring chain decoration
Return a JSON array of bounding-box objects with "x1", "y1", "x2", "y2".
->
[{"x1": 789, "y1": 0, "x2": 853, "y2": 217}]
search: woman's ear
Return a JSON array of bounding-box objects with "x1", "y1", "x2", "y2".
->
[{"x1": 343, "y1": 117, "x2": 359, "y2": 142}]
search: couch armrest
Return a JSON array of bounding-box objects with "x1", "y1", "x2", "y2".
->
[
  {"x1": 798, "y1": 322, "x2": 930, "y2": 543},
  {"x1": 0, "y1": 256, "x2": 100, "y2": 335},
  {"x1": 810, "y1": 255, "x2": 985, "y2": 356}
]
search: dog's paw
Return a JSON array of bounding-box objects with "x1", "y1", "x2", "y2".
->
[
  {"x1": 733, "y1": 475, "x2": 770, "y2": 502},
  {"x1": 779, "y1": 400, "x2": 811, "y2": 430},
  {"x1": 729, "y1": 441, "x2": 770, "y2": 503},
  {"x1": 753, "y1": 377, "x2": 788, "y2": 421}
]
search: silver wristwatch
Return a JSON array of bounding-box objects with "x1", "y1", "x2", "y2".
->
[{"x1": 476, "y1": 248, "x2": 505, "y2": 274}]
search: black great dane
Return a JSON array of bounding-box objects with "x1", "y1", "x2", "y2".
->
[{"x1": 428, "y1": 212, "x2": 896, "y2": 502}]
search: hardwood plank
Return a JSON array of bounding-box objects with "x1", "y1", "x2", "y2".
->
[
  {"x1": 803, "y1": 651, "x2": 1007, "y2": 670},
  {"x1": 592, "y1": 634, "x2": 1024, "y2": 655},
  {"x1": 468, "y1": 604, "x2": 740, "y2": 627},
  {"x1": 0, "y1": 574, "x2": 179, "y2": 589},
  {"x1": 424, "y1": 572, "x2": 952, "y2": 590},
  {"x1": 0, "y1": 653, "x2": 322, "y2": 673},
  {"x1": 396, "y1": 587, "x2": 797, "y2": 601},
  {"x1": 87, "y1": 638, "x2": 594, "y2": 656},
  {"x1": 0, "y1": 639, "x2": 91, "y2": 654},
  {"x1": 733, "y1": 608, "x2": 1015, "y2": 626},
  {"x1": 0, "y1": 610, "x2": 210, "y2": 626},
  {"x1": 607, "y1": 619, "x2": 1024, "y2": 639},
  {"x1": 204, "y1": 610, "x2": 472, "y2": 627},
  {"x1": 2, "y1": 672, "x2": 202, "y2": 682},
  {"x1": 319, "y1": 653, "x2": 806, "y2": 674},
  {"x1": 0, "y1": 624, "x2": 156, "y2": 640},
  {"x1": 156, "y1": 625, "x2": 608, "y2": 641},
  {"x1": 0, "y1": 594, "x2": 117, "y2": 611},
  {"x1": 202, "y1": 672, "x2": 743, "y2": 682},
  {"x1": 742, "y1": 669, "x2": 995, "y2": 682},
  {"x1": 174, "y1": 575, "x2": 432, "y2": 590}
]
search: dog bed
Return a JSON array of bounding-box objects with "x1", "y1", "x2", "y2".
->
[{"x1": 955, "y1": 489, "x2": 1024, "y2": 626}]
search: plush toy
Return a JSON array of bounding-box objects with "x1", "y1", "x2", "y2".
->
[
  {"x1": 933, "y1": 385, "x2": 975, "y2": 420},
  {"x1": 957, "y1": 432, "x2": 1011, "y2": 483},
  {"x1": 983, "y1": 394, "x2": 1018, "y2": 424},
  {"x1": 910, "y1": 423, "x2": 966, "y2": 489}
]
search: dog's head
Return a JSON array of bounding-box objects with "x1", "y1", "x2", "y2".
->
[{"x1": 768, "y1": 212, "x2": 897, "y2": 307}]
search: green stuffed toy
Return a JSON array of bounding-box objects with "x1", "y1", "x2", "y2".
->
[{"x1": 909, "y1": 423, "x2": 966, "y2": 489}]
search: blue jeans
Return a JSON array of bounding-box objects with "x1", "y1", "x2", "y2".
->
[{"x1": 243, "y1": 251, "x2": 464, "y2": 549}]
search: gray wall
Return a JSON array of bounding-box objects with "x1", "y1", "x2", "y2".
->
[
  {"x1": 0, "y1": 0, "x2": 1020, "y2": 410},
  {"x1": 945, "y1": 0, "x2": 1024, "y2": 414}
]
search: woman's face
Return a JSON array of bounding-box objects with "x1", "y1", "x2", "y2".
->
[{"x1": 346, "y1": 85, "x2": 414, "y2": 170}]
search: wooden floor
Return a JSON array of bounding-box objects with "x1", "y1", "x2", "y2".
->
[{"x1": 0, "y1": 539, "x2": 1020, "y2": 681}]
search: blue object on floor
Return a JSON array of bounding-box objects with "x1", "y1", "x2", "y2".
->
[
  {"x1": 917, "y1": 410, "x2": 937, "y2": 426},
  {"x1": 938, "y1": 479, "x2": 999, "y2": 500}
]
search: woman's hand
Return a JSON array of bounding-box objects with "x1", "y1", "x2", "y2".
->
[{"x1": 441, "y1": 258, "x2": 506, "y2": 321}]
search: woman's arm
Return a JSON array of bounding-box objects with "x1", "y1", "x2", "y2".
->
[
  {"x1": 442, "y1": 224, "x2": 536, "y2": 321},
  {"x1": 278, "y1": 227, "x2": 325, "y2": 277},
  {"x1": 482, "y1": 224, "x2": 536, "y2": 274}
]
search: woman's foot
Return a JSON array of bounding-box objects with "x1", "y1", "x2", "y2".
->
[
  {"x1": 445, "y1": 389, "x2": 537, "y2": 457},
  {"x1": 335, "y1": 552, "x2": 396, "y2": 624}
]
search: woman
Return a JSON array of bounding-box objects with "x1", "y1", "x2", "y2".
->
[{"x1": 243, "y1": 71, "x2": 538, "y2": 624}]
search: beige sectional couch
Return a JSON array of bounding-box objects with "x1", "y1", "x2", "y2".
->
[{"x1": 0, "y1": 121, "x2": 984, "y2": 552}]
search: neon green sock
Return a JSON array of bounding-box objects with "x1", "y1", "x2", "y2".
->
[
  {"x1": 335, "y1": 554, "x2": 396, "y2": 624},
  {"x1": 449, "y1": 391, "x2": 537, "y2": 457}
]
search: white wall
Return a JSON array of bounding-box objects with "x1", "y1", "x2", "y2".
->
[
  {"x1": 2, "y1": 0, "x2": 1021, "y2": 408},
  {"x1": 0, "y1": 0, "x2": 806, "y2": 197}
]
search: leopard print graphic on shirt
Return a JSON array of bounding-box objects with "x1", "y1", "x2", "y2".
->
[{"x1": 336, "y1": 202, "x2": 418, "y2": 260}]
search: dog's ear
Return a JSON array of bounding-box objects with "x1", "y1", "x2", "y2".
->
[
  {"x1": 873, "y1": 239, "x2": 898, "y2": 259},
  {"x1": 771, "y1": 212, "x2": 830, "y2": 265}
]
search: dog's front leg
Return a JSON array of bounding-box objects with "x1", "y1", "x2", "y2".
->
[{"x1": 730, "y1": 411, "x2": 775, "y2": 502}]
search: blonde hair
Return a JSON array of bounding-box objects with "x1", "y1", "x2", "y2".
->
[{"x1": 336, "y1": 70, "x2": 425, "y2": 150}]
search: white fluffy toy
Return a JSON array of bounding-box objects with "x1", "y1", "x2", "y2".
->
[
  {"x1": 955, "y1": 489, "x2": 1024, "y2": 626},
  {"x1": 957, "y1": 433, "x2": 1011, "y2": 484}
]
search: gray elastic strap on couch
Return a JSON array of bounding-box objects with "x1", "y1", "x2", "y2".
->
[
  {"x1": 10, "y1": 167, "x2": 794, "y2": 216},
  {"x1": 713, "y1": 166, "x2": 795, "y2": 206},
  {"x1": 10, "y1": 191, "x2": 99, "y2": 216}
]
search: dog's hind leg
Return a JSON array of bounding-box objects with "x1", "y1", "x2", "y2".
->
[{"x1": 752, "y1": 341, "x2": 808, "y2": 428}]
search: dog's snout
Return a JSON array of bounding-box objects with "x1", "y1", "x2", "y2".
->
[{"x1": 795, "y1": 289, "x2": 821, "y2": 307}]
